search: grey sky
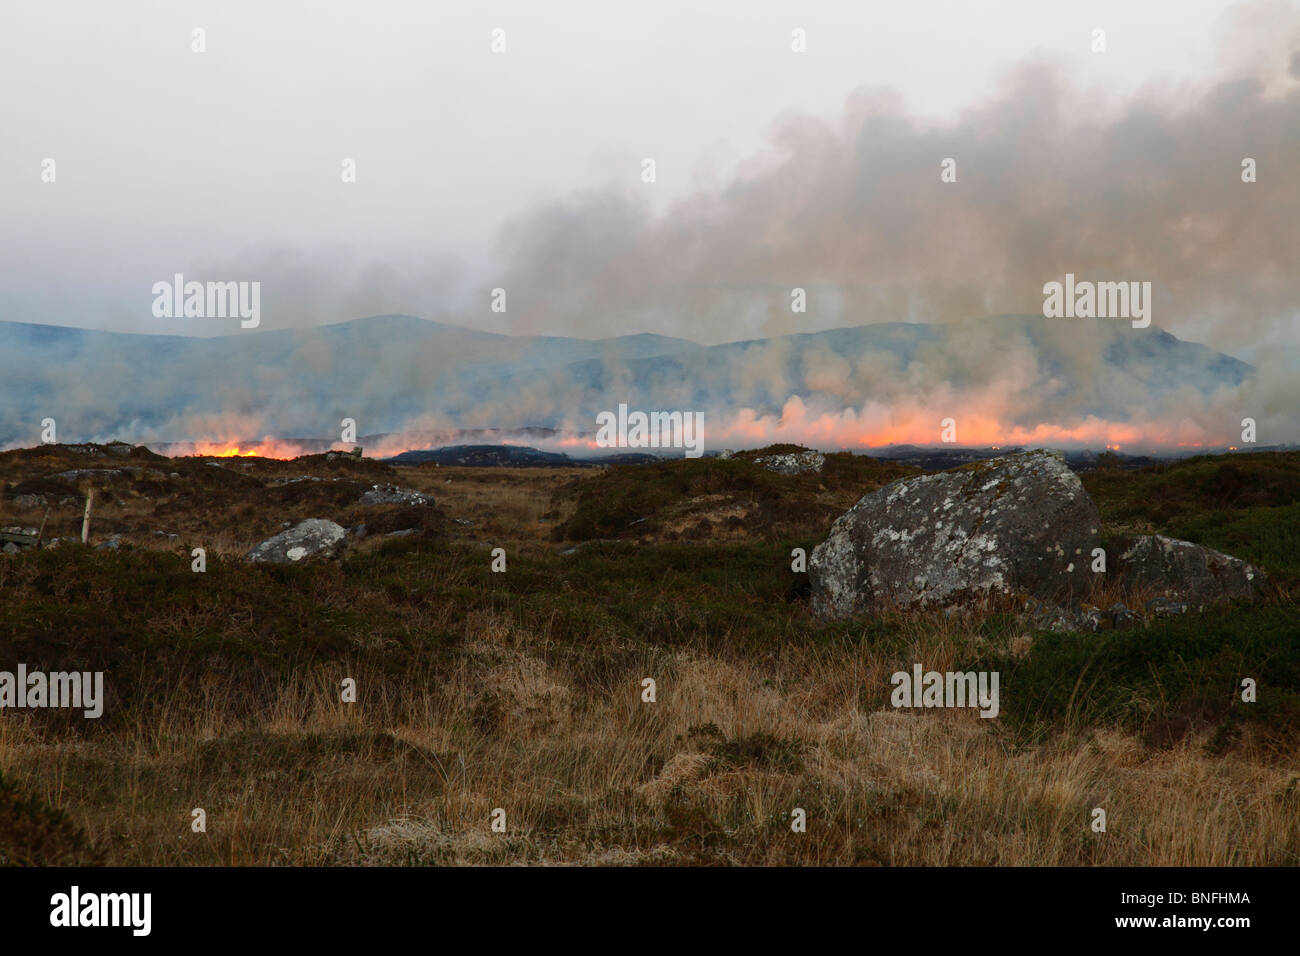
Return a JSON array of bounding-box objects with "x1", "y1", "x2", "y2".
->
[{"x1": 2, "y1": 0, "x2": 1296, "y2": 357}]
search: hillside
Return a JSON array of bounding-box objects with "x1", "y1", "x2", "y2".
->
[{"x1": 0, "y1": 314, "x2": 1254, "y2": 449}]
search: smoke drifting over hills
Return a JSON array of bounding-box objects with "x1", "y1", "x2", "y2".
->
[
  {"x1": 492, "y1": 22, "x2": 1299, "y2": 353},
  {"x1": 2, "y1": 3, "x2": 1298, "y2": 453},
  {"x1": 0, "y1": 313, "x2": 1281, "y2": 455}
]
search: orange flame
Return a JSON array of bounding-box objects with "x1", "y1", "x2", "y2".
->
[
  {"x1": 184, "y1": 439, "x2": 317, "y2": 460},
  {"x1": 137, "y1": 396, "x2": 1238, "y2": 464}
]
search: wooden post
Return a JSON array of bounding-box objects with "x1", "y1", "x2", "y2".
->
[
  {"x1": 81, "y1": 488, "x2": 93, "y2": 543},
  {"x1": 36, "y1": 505, "x2": 50, "y2": 549}
]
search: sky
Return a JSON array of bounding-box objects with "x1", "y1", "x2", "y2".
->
[{"x1": 1, "y1": 0, "x2": 1298, "y2": 362}]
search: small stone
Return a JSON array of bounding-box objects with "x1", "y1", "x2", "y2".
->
[
  {"x1": 359, "y1": 484, "x2": 433, "y2": 506},
  {"x1": 247, "y1": 519, "x2": 347, "y2": 563}
]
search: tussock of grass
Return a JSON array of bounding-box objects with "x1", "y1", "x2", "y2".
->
[{"x1": 0, "y1": 769, "x2": 100, "y2": 866}]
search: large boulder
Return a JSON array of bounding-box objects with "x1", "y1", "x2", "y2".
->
[
  {"x1": 247, "y1": 519, "x2": 347, "y2": 563},
  {"x1": 810, "y1": 450, "x2": 1101, "y2": 617},
  {"x1": 1115, "y1": 534, "x2": 1264, "y2": 605}
]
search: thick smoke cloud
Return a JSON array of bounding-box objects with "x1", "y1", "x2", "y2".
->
[{"x1": 493, "y1": 13, "x2": 1300, "y2": 354}]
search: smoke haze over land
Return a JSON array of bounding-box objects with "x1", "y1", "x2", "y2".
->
[{"x1": 1, "y1": 1, "x2": 1297, "y2": 452}]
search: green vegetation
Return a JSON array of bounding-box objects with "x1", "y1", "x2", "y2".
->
[
  {"x1": 1082, "y1": 451, "x2": 1300, "y2": 520},
  {"x1": 986, "y1": 604, "x2": 1300, "y2": 750}
]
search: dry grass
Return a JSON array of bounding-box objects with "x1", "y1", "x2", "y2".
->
[{"x1": 0, "y1": 620, "x2": 1295, "y2": 867}]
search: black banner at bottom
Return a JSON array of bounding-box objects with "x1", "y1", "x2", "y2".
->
[{"x1": 0, "y1": 866, "x2": 1286, "y2": 943}]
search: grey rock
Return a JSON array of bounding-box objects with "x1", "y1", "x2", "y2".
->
[
  {"x1": 1116, "y1": 534, "x2": 1264, "y2": 606},
  {"x1": 1024, "y1": 598, "x2": 1107, "y2": 633},
  {"x1": 385, "y1": 528, "x2": 417, "y2": 538},
  {"x1": 359, "y1": 484, "x2": 433, "y2": 506},
  {"x1": 247, "y1": 519, "x2": 347, "y2": 563},
  {"x1": 1024, "y1": 598, "x2": 1085, "y2": 633},
  {"x1": 1104, "y1": 602, "x2": 1140, "y2": 630},
  {"x1": 1144, "y1": 595, "x2": 1191, "y2": 618},
  {"x1": 1025, "y1": 599, "x2": 1145, "y2": 633},
  {"x1": 12, "y1": 494, "x2": 47, "y2": 508},
  {"x1": 2, "y1": 543, "x2": 19, "y2": 555},
  {"x1": 810, "y1": 450, "x2": 1101, "y2": 617},
  {"x1": 753, "y1": 450, "x2": 825, "y2": 475},
  {"x1": 1076, "y1": 604, "x2": 1104, "y2": 631},
  {"x1": 96, "y1": 536, "x2": 122, "y2": 551},
  {"x1": 51, "y1": 468, "x2": 124, "y2": 481}
]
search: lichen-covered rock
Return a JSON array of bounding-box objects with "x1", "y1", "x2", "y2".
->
[
  {"x1": 1144, "y1": 596, "x2": 1191, "y2": 618},
  {"x1": 1023, "y1": 598, "x2": 1150, "y2": 633},
  {"x1": 810, "y1": 450, "x2": 1101, "y2": 617},
  {"x1": 1024, "y1": 597, "x2": 1094, "y2": 633},
  {"x1": 753, "y1": 450, "x2": 825, "y2": 475},
  {"x1": 358, "y1": 484, "x2": 433, "y2": 506},
  {"x1": 1116, "y1": 534, "x2": 1263, "y2": 605},
  {"x1": 247, "y1": 519, "x2": 347, "y2": 563}
]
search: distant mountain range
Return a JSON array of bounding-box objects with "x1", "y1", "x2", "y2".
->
[{"x1": 0, "y1": 313, "x2": 1253, "y2": 450}]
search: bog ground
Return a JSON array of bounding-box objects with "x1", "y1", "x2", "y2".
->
[{"x1": 1, "y1": 444, "x2": 1297, "y2": 865}]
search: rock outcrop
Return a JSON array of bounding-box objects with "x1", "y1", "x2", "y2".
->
[
  {"x1": 810, "y1": 450, "x2": 1101, "y2": 617},
  {"x1": 358, "y1": 484, "x2": 433, "y2": 506},
  {"x1": 247, "y1": 519, "x2": 347, "y2": 563},
  {"x1": 753, "y1": 450, "x2": 825, "y2": 475},
  {"x1": 1115, "y1": 534, "x2": 1263, "y2": 604}
]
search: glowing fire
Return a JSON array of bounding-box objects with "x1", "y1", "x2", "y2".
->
[
  {"x1": 712, "y1": 406, "x2": 1216, "y2": 452},
  {"x1": 136, "y1": 396, "x2": 1238, "y2": 463},
  {"x1": 184, "y1": 439, "x2": 316, "y2": 460}
]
